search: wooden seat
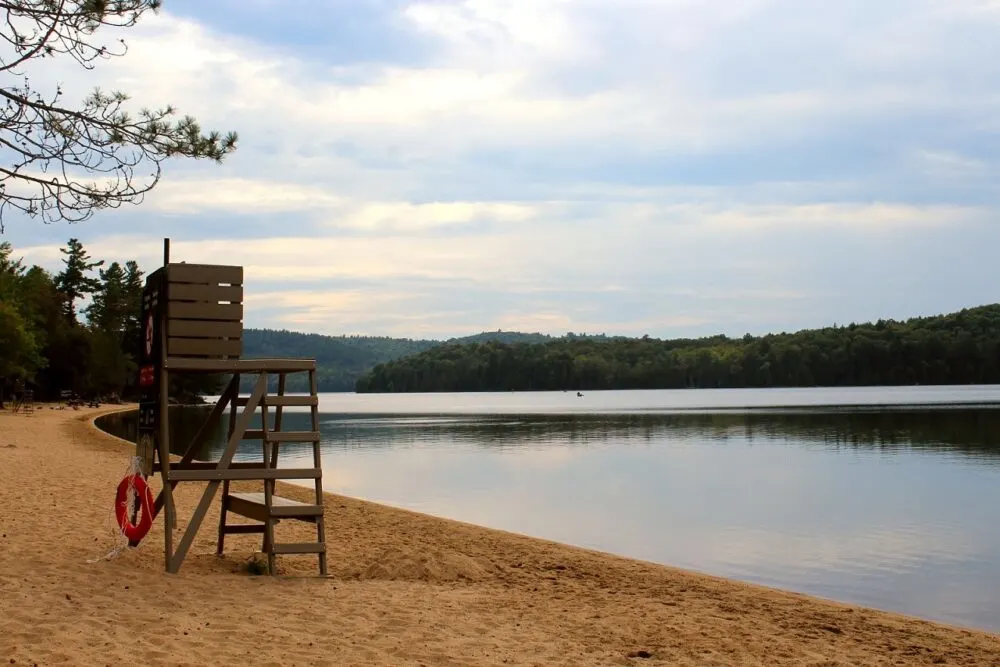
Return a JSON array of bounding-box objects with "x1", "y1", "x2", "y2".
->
[
  {"x1": 226, "y1": 492, "x2": 324, "y2": 521},
  {"x1": 164, "y1": 358, "x2": 316, "y2": 373}
]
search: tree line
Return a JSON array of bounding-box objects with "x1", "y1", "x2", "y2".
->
[
  {"x1": 355, "y1": 305, "x2": 1000, "y2": 393},
  {"x1": 0, "y1": 239, "x2": 216, "y2": 406},
  {"x1": 0, "y1": 238, "x2": 657, "y2": 401},
  {"x1": 240, "y1": 328, "x2": 438, "y2": 393},
  {"x1": 240, "y1": 329, "x2": 624, "y2": 392}
]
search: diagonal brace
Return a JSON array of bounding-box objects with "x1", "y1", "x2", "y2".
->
[
  {"x1": 153, "y1": 374, "x2": 240, "y2": 518},
  {"x1": 167, "y1": 374, "x2": 267, "y2": 573}
]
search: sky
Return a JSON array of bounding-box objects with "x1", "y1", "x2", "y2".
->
[{"x1": 2, "y1": 0, "x2": 999, "y2": 340}]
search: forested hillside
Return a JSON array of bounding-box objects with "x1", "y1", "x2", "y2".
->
[
  {"x1": 241, "y1": 329, "x2": 436, "y2": 392},
  {"x1": 355, "y1": 305, "x2": 1000, "y2": 393},
  {"x1": 7, "y1": 240, "x2": 999, "y2": 401},
  {"x1": 239, "y1": 329, "x2": 620, "y2": 391},
  {"x1": 0, "y1": 239, "x2": 631, "y2": 400},
  {"x1": 441, "y1": 331, "x2": 623, "y2": 345}
]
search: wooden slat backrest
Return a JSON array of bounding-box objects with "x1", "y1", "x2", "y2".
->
[
  {"x1": 168, "y1": 302, "x2": 242, "y2": 321},
  {"x1": 170, "y1": 284, "x2": 242, "y2": 302},
  {"x1": 169, "y1": 263, "x2": 243, "y2": 286},
  {"x1": 168, "y1": 337, "x2": 242, "y2": 357},
  {"x1": 166, "y1": 263, "x2": 244, "y2": 360},
  {"x1": 169, "y1": 320, "x2": 242, "y2": 339}
]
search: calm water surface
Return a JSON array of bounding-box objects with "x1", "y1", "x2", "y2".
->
[{"x1": 98, "y1": 386, "x2": 1000, "y2": 631}]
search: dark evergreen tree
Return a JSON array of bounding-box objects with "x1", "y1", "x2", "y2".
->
[
  {"x1": 0, "y1": 300, "x2": 42, "y2": 406},
  {"x1": 54, "y1": 238, "x2": 102, "y2": 321},
  {"x1": 121, "y1": 260, "x2": 145, "y2": 370},
  {"x1": 86, "y1": 261, "x2": 127, "y2": 336}
]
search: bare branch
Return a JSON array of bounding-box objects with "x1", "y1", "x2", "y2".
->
[{"x1": 0, "y1": 0, "x2": 237, "y2": 231}]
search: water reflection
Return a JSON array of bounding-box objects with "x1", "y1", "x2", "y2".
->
[
  {"x1": 96, "y1": 401, "x2": 1000, "y2": 632},
  {"x1": 97, "y1": 407, "x2": 1000, "y2": 461}
]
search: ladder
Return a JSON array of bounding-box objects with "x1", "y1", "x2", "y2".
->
[{"x1": 215, "y1": 368, "x2": 327, "y2": 575}]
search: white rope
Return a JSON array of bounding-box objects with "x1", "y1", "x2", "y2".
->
[{"x1": 87, "y1": 455, "x2": 145, "y2": 564}]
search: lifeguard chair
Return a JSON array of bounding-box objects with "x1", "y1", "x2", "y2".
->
[{"x1": 138, "y1": 239, "x2": 327, "y2": 575}]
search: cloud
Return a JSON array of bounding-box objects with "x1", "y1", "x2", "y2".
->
[
  {"x1": 3, "y1": 0, "x2": 1000, "y2": 338},
  {"x1": 696, "y1": 202, "x2": 985, "y2": 231},
  {"x1": 334, "y1": 200, "x2": 538, "y2": 231},
  {"x1": 912, "y1": 150, "x2": 991, "y2": 180},
  {"x1": 146, "y1": 179, "x2": 345, "y2": 215}
]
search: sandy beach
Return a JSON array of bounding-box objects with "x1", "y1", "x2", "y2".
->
[{"x1": 2, "y1": 406, "x2": 999, "y2": 666}]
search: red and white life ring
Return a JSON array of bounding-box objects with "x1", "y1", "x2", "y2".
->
[{"x1": 114, "y1": 474, "x2": 154, "y2": 544}]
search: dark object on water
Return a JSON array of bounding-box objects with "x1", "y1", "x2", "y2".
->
[{"x1": 577, "y1": 392, "x2": 584, "y2": 397}]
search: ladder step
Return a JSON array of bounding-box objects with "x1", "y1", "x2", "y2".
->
[
  {"x1": 227, "y1": 493, "x2": 324, "y2": 521},
  {"x1": 235, "y1": 395, "x2": 319, "y2": 407},
  {"x1": 239, "y1": 430, "x2": 320, "y2": 442},
  {"x1": 169, "y1": 467, "x2": 321, "y2": 481},
  {"x1": 272, "y1": 543, "x2": 326, "y2": 555},
  {"x1": 222, "y1": 524, "x2": 267, "y2": 534},
  {"x1": 266, "y1": 431, "x2": 321, "y2": 443},
  {"x1": 267, "y1": 395, "x2": 318, "y2": 407},
  {"x1": 271, "y1": 504, "x2": 324, "y2": 518}
]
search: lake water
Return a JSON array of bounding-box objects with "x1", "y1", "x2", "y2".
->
[{"x1": 97, "y1": 386, "x2": 1000, "y2": 632}]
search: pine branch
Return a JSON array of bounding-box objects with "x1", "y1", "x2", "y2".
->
[{"x1": 0, "y1": 0, "x2": 237, "y2": 231}]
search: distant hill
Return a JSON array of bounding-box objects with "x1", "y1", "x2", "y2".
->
[
  {"x1": 241, "y1": 328, "x2": 619, "y2": 392},
  {"x1": 443, "y1": 331, "x2": 625, "y2": 346},
  {"x1": 445, "y1": 331, "x2": 554, "y2": 345},
  {"x1": 241, "y1": 329, "x2": 436, "y2": 392},
  {"x1": 355, "y1": 304, "x2": 1000, "y2": 393}
]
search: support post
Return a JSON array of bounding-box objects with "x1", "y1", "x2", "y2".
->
[
  {"x1": 216, "y1": 374, "x2": 240, "y2": 555},
  {"x1": 310, "y1": 368, "x2": 328, "y2": 575},
  {"x1": 160, "y1": 264, "x2": 174, "y2": 533},
  {"x1": 260, "y1": 372, "x2": 275, "y2": 574}
]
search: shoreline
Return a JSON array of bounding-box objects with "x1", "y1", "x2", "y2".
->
[
  {"x1": 89, "y1": 404, "x2": 999, "y2": 633},
  {"x1": 2, "y1": 405, "x2": 999, "y2": 665},
  {"x1": 90, "y1": 404, "x2": 998, "y2": 634}
]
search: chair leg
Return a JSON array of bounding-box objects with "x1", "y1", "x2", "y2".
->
[
  {"x1": 216, "y1": 480, "x2": 230, "y2": 556},
  {"x1": 263, "y1": 518, "x2": 276, "y2": 575},
  {"x1": 218, "y1": 380, "x2": 239, "y2": 557},
  {"x1": 309, "y1": 368, "x2": 328, "y2": 576}
]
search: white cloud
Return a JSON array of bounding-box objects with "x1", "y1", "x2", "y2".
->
[
  {"x1": 5, "y1": 0, "x2": 1000, "y2": 338},
  {"x1": 15, "y1": 200, "x2": 985, "y2": 282},
  {"x1": 146, "y1": 179, "x2": 344, "y2": 215},
  {"x1": 335, "y1": 200, "x2": 538, "y2": 231},
  {"x1": 696, "y1": 202, "x2": 985, "y2": 231},
  {"x1": 403, "y1": 0, "x2": 596, "y2": 65},
  {"x1": 245, "y1": 288, "x2": 415, "y2": 328},
  {"x1": 912, "y1": 151, "x2": 990, "y2": 180},
  {"x1": 39, "y1": 0, "x2": 990, "y2": 173}
]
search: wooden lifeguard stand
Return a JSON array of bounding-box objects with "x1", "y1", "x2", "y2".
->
[{"x1": 138, "y1": 239, "x2": 327, "y2": 575}]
